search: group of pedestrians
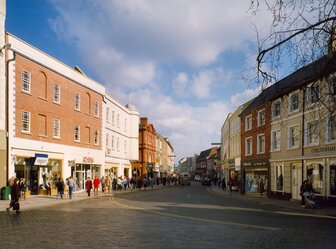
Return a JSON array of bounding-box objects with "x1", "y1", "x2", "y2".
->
[{"x1": 218, "y1": 177, "x2": 234, "y2": 195}]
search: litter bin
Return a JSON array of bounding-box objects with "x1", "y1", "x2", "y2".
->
[{"x1": 1, "y1": 186, "x2": 10, "y2": 200}]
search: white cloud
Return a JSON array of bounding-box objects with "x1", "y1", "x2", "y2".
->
[
  {"x1": 230, "y1": 87, "x2": 261, "y2": 107},
  {"x1": 192, "y1": 70, "x2": 212, "y2": 98},
  {"x1": 172, "y1": 72, "x2": 189, "y2": 97}
]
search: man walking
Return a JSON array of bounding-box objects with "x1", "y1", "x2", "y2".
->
[
  {"x1": 86, "y1": 177, "x2": 93, "y2": 196},
  {"x1": 93, "y1": 176, "x2": 100, "y2": 196}
]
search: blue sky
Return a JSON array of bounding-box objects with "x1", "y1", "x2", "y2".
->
[{"x1": 6, "y1": 0, "x2": 273, "y2": 162}]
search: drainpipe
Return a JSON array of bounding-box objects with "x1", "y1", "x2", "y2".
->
[
  {"x1": 6, "y1": 49, "x2": 15, "y2": 185},
  {"x1": 301, "y1": 87, "x2": 306, "y2": 185}
]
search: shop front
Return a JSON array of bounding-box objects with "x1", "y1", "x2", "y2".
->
[
  {"x1": 71, "y1": 156, "x2": 102, "y2": 190},
  {"x1": 14, "y1": 153, "x2": 62, "y2": 195},
  {"x1": 241, "y1": 159, "x2": 269, "y2": 195}
]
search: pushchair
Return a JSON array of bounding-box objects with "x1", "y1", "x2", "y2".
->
[{"x1": 303, "y1": 192, "x2": 321, "y2": 208}]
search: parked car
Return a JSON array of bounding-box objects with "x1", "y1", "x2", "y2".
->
[{"x1": 201, "y1": 177, "x2": 211, "y2": 186}]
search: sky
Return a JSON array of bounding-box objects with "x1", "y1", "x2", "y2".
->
[{"x1": 5, "y1": 0, "x2": 274, "y2": 163}]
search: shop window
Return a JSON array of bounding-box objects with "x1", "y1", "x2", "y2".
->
[
  {"x1": 276, "y1": 165, "x2": 284, "y2": 191},
  {"x1": 331, "y1": 165, "x2": 336, "y2": 195},
  {"x1": 306, "y1": 163, "x2": 323, "y2": 194}
]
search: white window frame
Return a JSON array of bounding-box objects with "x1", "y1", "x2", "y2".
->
[
  {"x1": 257, "y1": 133, "x2": 265, "y2": 154},
  {"x1": 305, "y1": 120, "x2": 319, "y2": 146},
  {"x1": 117, "y1": 114, "x2": 120, "y2": 128},
  {"x1": 306, "y1": 83, "x2": 320, "y2": 106},
  {"x1": 124, "y1": 118, "x2": 127, "y2": 131},
  {"x1": 21, "y1": 70, "x2": 31, "y2": 94},
  {"x1": 288, "y1": 92, "x2": 300, "y2": 114},
  {"x1": 94, "y1": 130, "x2": 99, "y2": 145},
  {"x1": 112, "y1": 135, "x2": 115, "y2": 149},
  {"x1": 112, "y1": 111, "x2": 115, "y2": 125},
  {"x1": 271, "y1": 129, "x2": 281, "y2": 152},
  {"x1": 117, "y1": 137, "x2": 120, "y2": 151},
  {"x1": 328, "y1": 76, "x2": 336, "y2": 97},
  {"x1": 257, "y1": 109, "x2": 266, "y2": 127},
  {"x1": 287, "y1": 124, "x2": 300, "y2": 149},
  {"x1": 271, "y1": 100, "x2": 281, "y2": 119},
  {"x1": 53, "y1": 119, "x2": 60, "y2": 139},
  {"x1": 106, "y1": 107, "x2": 110, "y2": 123},
  {"x1": 326, "y1": 115, "x2": 336, "y2": 143},
  {"x1": 74, "y1": 93, "x2": 80, "y2": 111},
  {"x1": 21, "y1": 110, "x2": 31, "y2": 133},
  {"x1": 94, "y1": 101, "x2": 99, "y2": 117},
  {"x1": 53, "y1": 84, "x2": 61, "y2": 104},
  {"x1": 74, "y1": 125, "x2": 80, "y2": 142},
  {"x1": 245, "y1": 115, "x2": 252, "y2": 131},
  {"x1": 124, "y1": 140, "x2": 127, "y2": 153},
  {"x1": 245, "y1": 137, "x2": 252, "y2": 156},
  {"x1": 106, "y1": 133, "x2": 110, "y2": 147}
]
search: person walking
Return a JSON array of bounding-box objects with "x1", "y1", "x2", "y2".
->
[
  {"x1": 85, "y1": 177, "x2": 93, "y2": 196},
  {"x1": 101, "y1": 176, "x2": 105, "y2": 193},
  {"x1": 93, "y1": 176, "x2": 100, "y2": 196},
  {"x1": 228, "y1": 177, "x2": 233, "y2": 196},
  {"x1": 300, "y1": 180, "x2": 308, "y2": 207},
  {"x1": 259, "y1": 178, "x2": 265, "y2": 196},
  {"x1": 67, "y1": 176, "x2": 75, "y2": 200},
  {"x1": 222, "y1": 177, "x2": 227, "y2": 192},
  {"x1": 56, "y1": 177, "x2": 65, "y2": 199},
  {"x1": 7, "y1": 177, "x2": 21, "y2": 214},
  {"x1": 20, "y1": 178, "x2": 27, "y2": 200}
]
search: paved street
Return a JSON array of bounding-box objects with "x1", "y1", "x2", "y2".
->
[{"x1": 0, "y1": 182, "x2": 335, "y2": 249}]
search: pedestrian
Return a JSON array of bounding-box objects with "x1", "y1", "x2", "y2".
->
[
  {"x1": 222, "y1": 177, "x2": 226, "y2": 191},
  {"x1": 20, "y1": 178, "x2": 27, "y2": 200},
  {"x1": 143, "y1": 177, "x2": 148, "y2": 191},
  {"x1": 86, "y1": 177, "x2": 93, "y2": 196},
  {"x1": 300, "y1": 180, "x2": 308, "y2": 207},
  {"x1": 117, "y1": 177, "x2": 122, "y2": 191},
  {"x1": 67, "y1": 176, "x2": 75, "y2": 199},
  {"x1": 56, "y1": 177, "x2": 65, "y2": 199},
  {"x1": 259, "y1": 178, "x2": 265, "y2": 196},
  {"x1": 101, "y1": 176, "x2": 105, "y2": 193},
  {"x1": 93, "y1": 176, "x2": 100, "y2": 196},
  {"x1": 7, "y1": 177, "x2": 21, "y2": 214},
  {"x1": 228, "y1": 177, "x2": 233, "y2": 195},
  {"x1": 45, "y1": 177, "x2": 52, "y2": 195},
  {"x1": 122, "y1": 177, "x2": 128, "y2": 190}
]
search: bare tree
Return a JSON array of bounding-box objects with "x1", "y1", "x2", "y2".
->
[{"x1": 250, "y1": 0, "x2": 336, "y2": 86}]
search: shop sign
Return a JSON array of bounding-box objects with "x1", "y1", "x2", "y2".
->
[
  {"x1": 68, "y1": 160, "x2": 75, "y2": 167},
  {"x1": 311, "y1": 146, "x2": 336, "y2": 153},
  {"x1": 228, "y1": 159, "x2": 235, "y2": 168},
  {"x1": 242, "y1": 159, "x2": 269, "y2": 167},
  {"x1": 34, "y1": 153, "x2": 49, "y2": 166},
  {"x1": 83, "y1": 157, "x2": 94, "y2": 163},
  {"x1": 147, "y1": 163, "x2": 154, "y2": 173}
]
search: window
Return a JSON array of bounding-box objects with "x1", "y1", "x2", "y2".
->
[
  {"x1": 288, "y1": 125, "x2": 300, "y2": 149},
  {"x1": 117, "y1": 137, "x2": 119, "y2": 151},
  {"x1": 328, "y1": 77, "x2": 336, "y2": 97},
  {"x1": 306, "y1": 84, "x2": 320, "y2": 105},
  {"x1": 245, "y1": 115, "x2": 252, "y2": 131},
  {"x1": 330, "y1": 164, "x2": 336, "y2": 195},
  {"x1": 74, "y1": 125, "x2": 80, "y2": 142},
  {"x1": 257, "y1": 134, "x2": 265, "y2": 154},
  {"x1": 306, "y1": 163, "x2": 324, "y2": 194},
  {"x1": 117, "y1": 114, "x2": 120, "y2": 127},
  {"x1": 106, "y1": 107, "x2": 110, "y2": 123},
  {"x1": 305, "y1": 120, "x2": 319, "y2": 146},
  {"x1": 276, "y1": 165, "x2": 284, "y2": 191},
  {"x1": 245, "y1": 137, "x2": 252, "y2": 156},
  {"x1": 53, "y1": 84, "x2": 60, "y2": 103},
  {"x1": 112, "y1": 111, "x2": 115, "y2": 125},
  {"x1": 112, "y1": 135, "x2": 115, "y2": 149},
  {"x1": 257, "y1": 109, "x2": 265, "y2": 126},
  {"x1": 106, "y1": 133, "x2": 109, "y2": 147},
  {"x1": 289, "y1": 92, "x2": 299, "y2": 113},
  {"x1": 21, "y1": 70, "x2": 31, "y2": 93},
  {"x1": 272, "y1": 100, "x2": 281, "y2": 119},
  {"x1": 124, "y1": 118, "x2": 127, "y2": 131},
  {"x1": 124, "y1": 140, "x2": 127, "y2": 153},
  {"x1": 94, "y1": 130, "x2": 99, "y2": 145},
  {"x1": 271, "y1": 130, "x2": 281, "y2": 151},
  {"x1": 74, "y1": 93, "x2": 80, "y2": 111},
  {"x1": 53, "y1": 119, "x2": 60, "y2": 138},
  {"x1": 94, "y1": 101, "x2": 99, "y2": 117},
  {"x1": 327, "y1": 115, "x2": 336, "y2": 142},
  {"x1": 21, "y1": 111, "x2": 31, "y2": 133}
]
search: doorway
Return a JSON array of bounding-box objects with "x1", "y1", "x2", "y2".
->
[{"x1": 292, "y1": 165, "x2": 302, "y2": 200}]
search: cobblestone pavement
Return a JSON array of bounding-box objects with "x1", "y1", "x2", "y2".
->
[{"x1": 0, "y1": 183, "x2": 335, "y2": 249}]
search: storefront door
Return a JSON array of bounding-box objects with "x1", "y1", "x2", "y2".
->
[{"x1": 292, "y1": 168, "x2": 302, "y2": 200}]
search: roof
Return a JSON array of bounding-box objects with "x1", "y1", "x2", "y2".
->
[
  {"x1": 241, "y1": 53, "x2": 336, "y2": 116},
  {"x1": 197, "y1": 148, "x2": 212, "y2": 161}
]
